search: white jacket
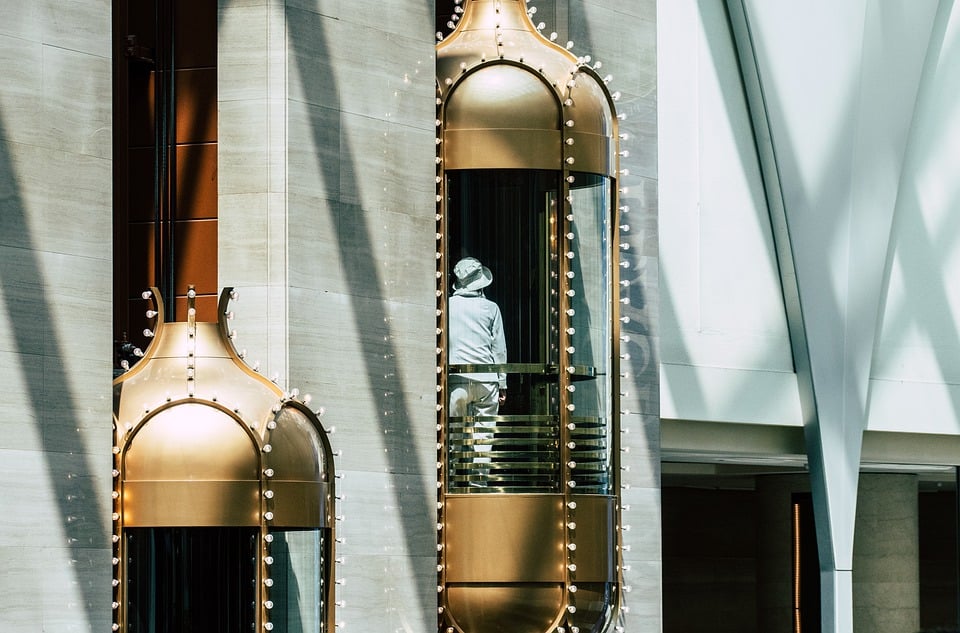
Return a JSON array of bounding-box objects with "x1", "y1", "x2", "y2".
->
[{"x1": 448, "y1": 289, "x2": 507, "y2": 388}]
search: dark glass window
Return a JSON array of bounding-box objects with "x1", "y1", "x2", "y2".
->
[
  {"x1": 445, "y1": 169, "x2": 561, "y2": 492},
  {"x1": 125, "y1": 527, "x2": 257, "y2": 633}
]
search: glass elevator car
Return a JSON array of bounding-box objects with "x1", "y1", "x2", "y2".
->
[
  {"x1": 112, "y1": 288, "x2": 336, "y2": 633},
  {"x1": 436, "y1": 2, "x2": 624, "y2": 632}
]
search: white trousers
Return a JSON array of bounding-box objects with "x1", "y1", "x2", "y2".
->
[{"x1": 449, "y1": 380, "x2": 500, "y2": 417}]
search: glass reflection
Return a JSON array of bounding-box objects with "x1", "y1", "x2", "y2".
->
[
  {"x1": 568, "y1": 173, "x2": 613, "y2": 494},
  {"x1": 269, "y1": 529, "x2": 328, "y2": 633}
]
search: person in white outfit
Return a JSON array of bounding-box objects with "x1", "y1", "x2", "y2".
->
[
  {"x1": 448, "y1": 257, "x2": 507, "y2": 487},
  {"x1": 448, "y1": 257, "x2": 507, "y2": 416}
]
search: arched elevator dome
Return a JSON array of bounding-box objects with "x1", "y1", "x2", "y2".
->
[
  {"x1": 112, "y1": 287, "x2": 335, "y2": 633},
  {"x1": 436, "y1": 2, "x2": 624, "y2": 632}
]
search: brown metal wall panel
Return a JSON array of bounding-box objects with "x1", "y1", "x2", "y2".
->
[
  {"x1": 173, "y1": 219, "x2": 218, "y2": 295},
  {"x1": 174, "y1": 0, "x2": 216, "y2": 69},
  {"x1": 175, "y1": 143, "x2": 218, "y2": 219},
  {"x1": 127, "y1": 0, "x2": 156, "y2": 50},
  {"x1": 126, "y1": 147, "x2": 155, "y2": 222},
  {"x1": 127, "y1": 71, "x2": 155, "y2": 149},
  {"x1": 127, "y1": 223, "x2": 156, "y2": 296},
  {"x1": 174, "y1": 68, "x2": 217, "y2": 144},
  {"x1": 173, "y1": 294, "x2": 218, "y2": 323}
]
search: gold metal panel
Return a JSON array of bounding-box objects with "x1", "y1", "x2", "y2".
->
[
  {"x1": 268, "y1": 481, "x2": 330, "y2": 528},
  {"x1": 445, "y1": 583, "x2": 565, "y2": 633},
  {"x1": 122, "y1": 481, "x2": 259, "y2": 526},
  {"x1": 143, "y1": 321, "x2": 202, "y2": 358},
  {"x1": 265, "y1": 406, "x2": 327, "y2": 482},
  {"x1": 123, "y1": 403, "x2": 259, "y2": 481},
  {"x1": 444, "y1": 494, "x2": 565, "y2": 582},
  {"x1": 566, "y1": 495, "x2": 617, "y2": 582},
  {"x1": 568, "y1": 131, "x2": 615, "y2": 177},
  {"x1": 443, "y1": 129, "x2": 561, "y2": 170},
  {"x1": 567, "y1": 72, "x2": 615, "y2": 136},
  {"x1": 445, "y1": 64, "x2": 560, "y2": 131},
  {"x1": 436, "y1": 0, "x2": 580, "y2": 102}
]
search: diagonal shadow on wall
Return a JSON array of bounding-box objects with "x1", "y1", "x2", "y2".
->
[
  {"x1": 283, "y1": 5, "x2": 435, "y2": 628},
  {"x1": 0, "y1": 115, "x2": 107, "y2": 630}
]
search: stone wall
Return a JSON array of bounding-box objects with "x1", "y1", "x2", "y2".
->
[
  {"x1": 0, "y1": 1, "x2": 114, "y2": 630},
  {"x1": 219, "y1": 0, "x2": 658, "y2": 629}
]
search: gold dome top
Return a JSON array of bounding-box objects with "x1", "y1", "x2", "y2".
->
[
  {"x1": 437, "y1": 0, "x2": 617, "y2": 175},
  {"x1": 113, "y1": 288, "x2": 332, "y2": 528}
]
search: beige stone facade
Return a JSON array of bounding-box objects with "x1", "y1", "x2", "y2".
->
[{"x1": 0, "y1": 1, "x2": 657, "y2": 631}]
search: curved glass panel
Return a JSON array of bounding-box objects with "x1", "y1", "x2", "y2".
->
[
  {"x1": 568, "y1": 173, "x2": 613, "y2": 494},
  {"x1": 446, "y1": 169, "x2": 561, "y2": 492},
  {"x1": 269, "y1": 529, "x2": 330, "y2": 633}
]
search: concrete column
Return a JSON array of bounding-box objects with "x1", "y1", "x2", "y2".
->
[{"x1": 853, "y1": 473, "x2": 919, "y2": 633}]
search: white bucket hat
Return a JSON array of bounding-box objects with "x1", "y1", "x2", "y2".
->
[{"x1": 453, "y1": 257, "x2": 493, "y2": 291}]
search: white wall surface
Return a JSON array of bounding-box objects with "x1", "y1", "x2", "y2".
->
[
  {"x1": 870, "y1": 4, "x2": 960, "y2": 436},
  {"x1": 658, "y1": 0, "x2": 798, "y2": 426}
]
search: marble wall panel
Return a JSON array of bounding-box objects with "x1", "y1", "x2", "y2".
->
[
  {"x1": 0, "y1": 143, "x2": 111, "y2": 257},
  {"x1": 285, "y1": 7, "x2": 436, "y2": 130},
  {"x1": 40, "y1": 0, "x2": 111, "y2": 58},
  {"x1": 39, "y1": 548, "x2": 112, "y2": 633},
  {"x1": 289, "y1": 376, "x2": 435, "y2": 475},
  {"x1": 328, "y1": 468, "x2": 435, "y2": 631},
  {"x1": 40, "y1": 356, "x2": 113, "y2": 434},
  {"x1": 335, "y1": 469, "x2": 436, "y2": 555},
  {"x1": 219, "y1": 192, "x2": 277, "y2": 283},
  {"x1": 287, "y1": 0, "x2": 434, "y2": 38},
  {"x1": 2, "y1": 544, "x2": 112, "y2": 632},
  {"x1": 853, "y1": 473, "x2": 920, "y2": 633},
  {"x1": 218, "y1": 3, "x2": 270, "y2": 103},
  {"x1": 338, "y1": 115, "x2": 436, "y2": 215},
  {"x1": 0, "y1": 544, "x2": 47, "y2": 630},
  {"x1": 287, "y1": 99, "x2": 341, "y2": 201},
  {"x1": 620, "y1": 482, "x2": 662, "y2": 561},
  {"x1": 0, "y1": 2, "x2": 44, "y2": 42},
  {"x1": 618, "y1": 559, "x2": 663, "y2": 622},
  {"x1": 569, "y1": 2, "x2": 657, "y2": 181},
  {"x1": 222, "y1": 283, "x2": 290, "y2": 384},
  {"x1": 286, "y1": 193, "x2": 346, "y2": 295},
  {"x1": 0, "y1": 253, "x2": 51, "y2": 355},
  {"x1": 219, "y1": 99, "x2": 272, "y2": 195},
  {"x1": 0, "y1": 2, "x2": 113, "y2": 633},
  {"x1": 286, "y1": 288, "x2": 436, "y2": 475},
  {"x1": 291, "y1": 200, "x2": 435, "y2": 303},
  {"x1": 0, "y1": 350, "x2": 42, "y2": 451},
  {"x1": 218, "y1": 1, "x2": 289, "y2": 197},
  {"x1": 0, "y1": 35, "x2": 43, "y2": 144},
  {"x1": 0, "y1": 42, "x2": 110, "y2": 159},
  {"x1": 0, "y1": 449, "x2": 106, "y2": 547},
  {"x1": 40, "y1": 45, "x2": 111, "y2": 160},
  {"x1": 334, "y1": 551, "x2": 436, "y2": 632},
  {"x1": 288, "y1": 287, "x2": 435, "y2": 387}
]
